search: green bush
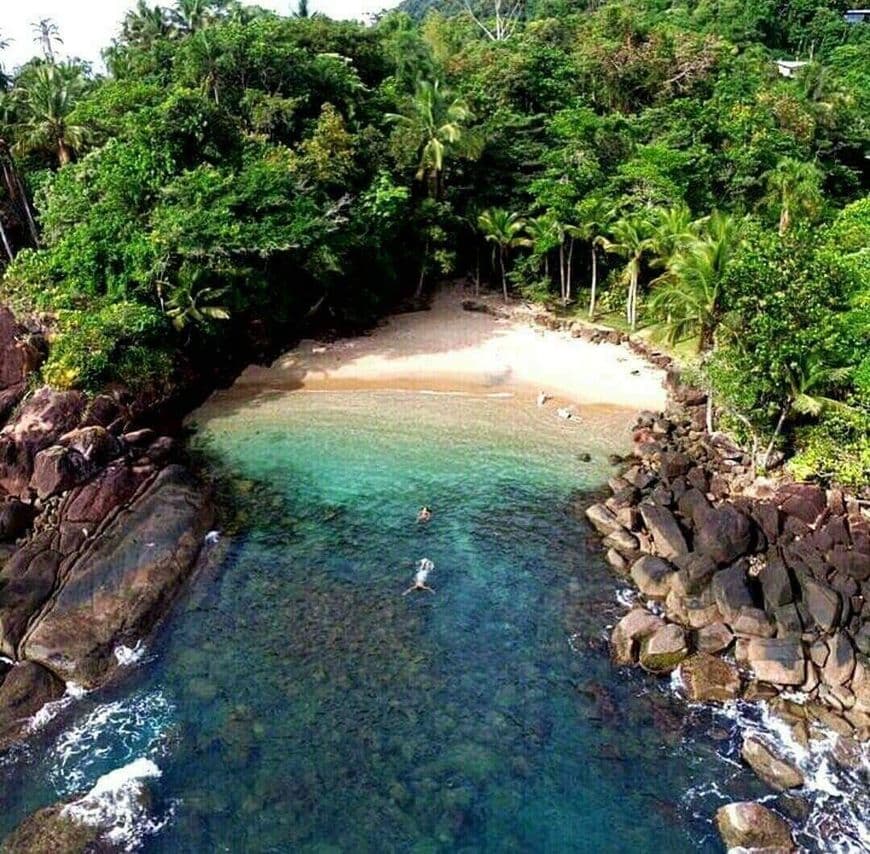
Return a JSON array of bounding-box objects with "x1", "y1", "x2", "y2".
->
[
  {"x1": 789, "y1": 410, "x2": 870, "y2": 488},
  {"x1": 42, "y1": 302, "x2": 173, "y2": 392}
]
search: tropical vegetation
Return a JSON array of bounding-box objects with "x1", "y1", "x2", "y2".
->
[{"x1": 0, "y1": 0, "x2": 866, "y2": 485}]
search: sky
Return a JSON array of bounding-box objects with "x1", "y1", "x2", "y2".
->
[{"x1": 0, "y1": 0, "x2": 399, "y2": 71}]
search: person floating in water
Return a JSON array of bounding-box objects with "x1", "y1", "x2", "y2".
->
[
  {"x1": 403, "y1": 558, "x2": 435, "y2": 595},
  {"x1": 417, "y1": 506, "x2": 432, "y2": 523}
]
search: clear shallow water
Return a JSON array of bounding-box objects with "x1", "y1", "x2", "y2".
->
[{"x1": 0, "y1": 392, "x2": 802, "y2": 852}]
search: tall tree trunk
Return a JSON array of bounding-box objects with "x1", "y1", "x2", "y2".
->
[
  {"x1": 0, "y1": 220, "x2": 14, "y2": 262},
  {"x1": 566, "y1": 238, "x2": 574, "y2": 303},
  {"x1": 501, "y1": 248, "x2": 508, "y2": 302},
  {"x1": 588, "y1": 246, "x2": 597, "y2": 319},
  {"x1": 698, "y1": 320, "x2": 714, "y2": 353},
  {"x1": 762, "y1": 404, "x2": 790, "y2": 471},
  {"x1": 559, "y1": 242, "x2": 566, "y2": 304},
  {"x1": 57, "y1": 140, "x2": 72, "y2": 166},
  {"x1": 778, "y1": 204, "x2": 790, "y2": 236},
  {"x1": 416, "y1": 238, "x2": 429, "y2": 299},
  {"x1": 475, "y1": 247, "x2": 480, "y2": 297}
]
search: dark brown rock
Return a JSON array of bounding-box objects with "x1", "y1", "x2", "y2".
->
[
  {"x1": 630, "y1": 555, "x2": 675, "y2": 599},
  {"x1": 695, "y1": 622, "x2": 733, "y2": 654},
  {"x1": 22, "y1": 466, "x2": 212, "y2": 686},
  {"x1": 694, "y1": 503, "x2": 752, "y2": 565},
  {"x1": 30, "y1": 446, "x2": 90, "y2": 500},
  {"x1": 639, "y1": 504, "x2": 688, "y2": 560},
  {"x1": 733, "y1": 607, "x2": 775, "y2": 638},
  {"x1": 0, "y1": 388, "x2": 86, "y2": 496},
  {"x1": 822, "y1": 632, "x2": 856, "y2": 687},
  {"x1": 778, "y1": 483, "x2": 826, "y2": 526},
  {"x1": 639, "y1": 624, "x2": 689, "y2": 673},
  {"x1": 800, "y1": 577, "x2": 842, "y2": 632},
  {"x1": 711, "y1": 562, "x2": 754, "y2": 621},
  {"x1": 0, "y1": 661, "x2": 65, "y2": 751},
  {"x1": 0, "y1": 500, "x2": 36, "y2": 543},
  {"x1": 760, "y1": 550, "x2": 794, "y2": 610},
  {"x1": 57, "y1": 426, "x2": 121, "y2": 468}
]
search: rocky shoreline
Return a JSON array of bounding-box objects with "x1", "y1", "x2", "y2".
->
[
  {"x1": 585, "y1": 370, "x2": 869, "y2": 851},
  {"x1": 0, "y1": 307, "x2": 214, "y2": 759}
]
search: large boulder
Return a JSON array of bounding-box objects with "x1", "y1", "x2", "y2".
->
[
  {"x1": 639, "y1": 504, "x2": 688, "y2": 560},
  {"x1": 678, "y1": 653, "x2": 741, "y2": 702},
  {"x1": 747, "y1": 638, "x2": 805, "y2": 686},
  {"x1": 711, "y1": 562, "x2": 754, "y2": 621},
  {"x1": 585, "y1": 503, "x2": 623, "y2": 536},
  {"x1": 822, "y1": 632, "x2": 856, "y2": 687},
  {"x1": 695, "y1": 622, "x2": 733, "y2": 655},
  {"x1": 777, "y1": 482, "x2": 826, "y2": 525},
  {"x1": 630, "y1": 555, "x2": 675, "y2": 599},
  {"x1": 0, "y1": 308, "x2": 42, "y2": 423},
  {"x1": 671, "y1": 553, "x2": 716, "y2": 596},
  {"x1": 0, "y1": 543, "x2": 63, "y2": 657},
  {"x1": 639, "y1": 624, "x2": 688, "y2": 673},
  {"x1": 30, "y1": 447, "x2": 90, "y2": 500},
  {"x1": 0, "y1": 388, "x2": 86, "y2": 496},
  {"x1": 741, "y1": 735, "x2": 804, "y2": 790},
  {"x1": 0, "y1": 661, "x2": 65, "y2": 751},
  {"x1": 0, "y1": 499, "x2": 36, "y2": 543},
  {"x1": 715, "y1": 802, "x2": 795, "y2": 852},
  {"x1": 800, "y1": 577, "x2": 842, "y2": 632},
  {"x1": 760, "y1": 550, "x2": 794, "y2": 610},
  {"x1": 694, "y1": 503, "x2": 753, "y2": 565},
  {"x1": 21, "y1": 466, "x2": 212, "y2": 686},
  {"x1": 611, "y1": 608, "x2": 665, "y2": 666}
]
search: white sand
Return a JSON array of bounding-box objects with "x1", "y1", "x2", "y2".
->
[{"x1": 226, "y1": 286, "x2": 667, "y2": 414}]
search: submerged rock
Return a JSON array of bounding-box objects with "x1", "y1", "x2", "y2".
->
[
  {"x1": 741, "y1": 735, "x2": 804, "y2": 791},
  {"x1": 715, "y1": 802, "x2": 795, "y2": 852}
]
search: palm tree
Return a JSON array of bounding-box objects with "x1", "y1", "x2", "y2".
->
[
  {"x1": 763, "y1": 157, "x2": 823, "y2": 236},
  {"x1": 121, "y1": 1, "x2": 173, "y2": 47},
  {"x1": 600, "y1": 211, "x2": 655, "y2": 330},
  {"x1": 172, "y1": 0, "x2": 219, "y2": 33},
  {"x1": 32, "y1": 18, "x2": 63, "y2": 63},
  {"x1": 524, "y1": 212, "x2": 560, "y2": 282},
  {"x1": 571, "y1": 195, "x2": 611, "y2": 319},
  {"x1": 761, "y1": 351, "x2": 854, "y2": 469},
  {"x1": 13, "y1": 63, "x2": 88, "y2": 166},
  {"x1": 478, "y1": 208, "x2": 529, "y2": 302},
  {"x1": 648, "y1": 211, "x2": 742, "y2": 352},
  {"x1": 386, "y1": 80, "x2": 476, "y2": 198},
  {"x1": 649, "y1": 202, "x2": 696, "y2": 268}
]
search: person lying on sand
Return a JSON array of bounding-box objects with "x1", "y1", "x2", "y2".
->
[
  {"x1": 417, "y1": 506, "x2": 432, "y2": 523},
  {"x1": 537, "y1": 391, "x2": 550, "y2": 407},
  {"x1": 403, "y1": 558, "x2": 435, "y2": 595}
]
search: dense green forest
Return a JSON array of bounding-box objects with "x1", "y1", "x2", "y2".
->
[{"x1": 0, "y1": 0, "x2": 867, "y2": 485}]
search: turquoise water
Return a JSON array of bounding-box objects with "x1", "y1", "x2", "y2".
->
[{"x1": 0, "y1": 391, "x2": 772, "y2": 852}]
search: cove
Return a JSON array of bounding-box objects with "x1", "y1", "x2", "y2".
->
[{"x1": 0, "y1": 390, "x2": 766, "y2": 851}]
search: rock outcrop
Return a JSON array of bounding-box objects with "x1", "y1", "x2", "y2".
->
[
  {"x1": 715, "y1": 802, "x2": 795, "y2": 852},
  {"x1": 0, "y1": 371, "x2": 213, "y2": 750},
  {"x1": 592, "y1": 399, "x2": 869, "y2": 743}
]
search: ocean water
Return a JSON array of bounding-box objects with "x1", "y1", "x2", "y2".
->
[{"x1": 0, "y1": 391, "x2": 848, "y2": 852}]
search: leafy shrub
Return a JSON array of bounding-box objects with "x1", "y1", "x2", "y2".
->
[{"x1": 789, "y1": 410, "x2": 870, "y2": 488}]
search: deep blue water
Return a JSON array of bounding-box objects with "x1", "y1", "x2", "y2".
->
[{"x1": 0, "y1": 392, "x2": 776, "y2": 852}]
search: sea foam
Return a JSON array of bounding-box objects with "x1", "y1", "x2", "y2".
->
[{"x1": 61, "y1": 757, "x2": 167, "y2": 851}]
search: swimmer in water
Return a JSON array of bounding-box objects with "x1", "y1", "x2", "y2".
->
[
  {"x1": 403, "y1": 558, "x2": 435, "y2": 595},
  {"x1": 417, "y1": 506, "x2": 432, "y2": 523}
]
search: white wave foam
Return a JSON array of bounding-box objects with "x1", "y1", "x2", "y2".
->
[
  {"x1": 26, "y1": 681, "x2": 89, "y2": 735},
  {"x1": 61, "y1": 757, "x2": 165, "y2": 851},
  {"x1": 114, "y1": 641, "x2": 147, "y2": 667},
  {"x1": 48, "y1": 690, "x2": 174, "y2": 796},
  {"x1": 615, "y1": 587, "x2": 638, "y2": 608},
  {"x1": 688, "y1": 698, "x2": 870, "y2": 853},
  {"x1": 204, "y1": 530, "x2": 221, "y2": 545}
]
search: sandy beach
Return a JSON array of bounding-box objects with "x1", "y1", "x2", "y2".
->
[{"x1": 219, "y1": 286, "x2": 667, "y2": 414}]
